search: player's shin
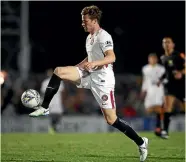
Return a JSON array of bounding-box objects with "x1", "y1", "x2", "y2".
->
[
  {"x1": 42, "y1": 73, "x2": 61, "y2": 108},
  {"x1": 163, "y1": 112, "x2": 171, "y2": 133},
  {"x1": 112, "y1": 117, "x2": 144, "y2": 146},
  {"x1": 155, "y1": 106, "x2": 164, "y2": 133}
]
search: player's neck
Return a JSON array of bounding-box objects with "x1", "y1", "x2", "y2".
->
[
  {"x1": 165, "y1": 49, "x2": 174, "y2": 56},
  {"x1": 90, "y1": 25, "x2": 101, "y2": 35},
  {"x1": 149, "y1": 63, "x2": 157, "y2": 67}
]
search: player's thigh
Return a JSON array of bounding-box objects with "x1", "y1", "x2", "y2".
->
[
  {"x1": 54, "y1": 66, "x2": 80, "y2": 83},
  {"x1": 145, "y1": 105, "x2": 162, "y2": 114},
  {"x1": 177, "y1": 100, "x2": 186, "y2": 112},
  {"x1": 91, "y1": 85, "x2": 117, "y2": 124},
  {"x1": 182, "y1": 102, "x2": 186, "y2": 112},
  {"x1": 164, "y1": 95, "x2": 176, "y2": 112}
]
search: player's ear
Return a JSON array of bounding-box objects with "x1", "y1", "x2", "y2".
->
[{"x1": 93, "y1": 19, "x2": 97, "y2": 24}]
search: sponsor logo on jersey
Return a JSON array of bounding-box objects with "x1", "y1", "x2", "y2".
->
[{"x1": 105, "y1": 41, "x2": 112, "y2": 47}]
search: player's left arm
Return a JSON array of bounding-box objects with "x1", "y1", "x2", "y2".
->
[
  {"x1": 95, "y1": 33, "x2": 116, "y2": 66},
  {"x1": 174, "y1": 53, "x2": 185, "y2": 78},
  {"x1": 158, "y1": 66, "x2": 168, "y2": 85},
  {"x1": 179, "y1": 53, "x2": 185, "y2": 75},
  {"x1": 140, "y1": 68, "x2": 147, "y2": 99},
  {"x1": 93, "y1": 50, "x2": 116, "y2": 67}
]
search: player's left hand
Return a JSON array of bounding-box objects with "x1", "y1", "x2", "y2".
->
[
  {"x1": 173, "y1": 71, "x2": 182, "y2": 79},
  {"x1": 84, "y1": 62, "x2": 97, "y2": 71}
]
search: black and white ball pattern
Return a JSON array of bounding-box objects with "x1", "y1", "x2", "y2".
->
[{"x1": 21, "y1": 89, "x2": 40, "y2": 108}]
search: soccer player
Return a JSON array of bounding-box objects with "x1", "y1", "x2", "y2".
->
[
  {"x1": 29, "y1": 5, "x2": 148, "y2": 161},
  {"x1": 141, "y1": 53, "x2": 165, "y2": 137},
  {"x1": 40, "y1": 69, "x2": 66, "y2": 133},
  {"x1": 160, "y1": 37, "x2": 185, "y2": 138}
]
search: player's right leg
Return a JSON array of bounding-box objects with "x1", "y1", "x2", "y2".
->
[
  {"x1": 162, "y1": 95, "x2": 175, "y2": 138},
  {"x1": 91, "y1": 86, "x2": 148, "y2": 161},
  {"x1": 29, "y1": 66, "x2": 81, "y2": 117},
  {"x1": 162, "y1": 80, "x2": 185, "y2": 138},
  {"x1": 145, "y1": 105, "x2": 164, "y2": 137},
  {"x1": 101, "y1": 108, "x2": 148, "y2": 162}
]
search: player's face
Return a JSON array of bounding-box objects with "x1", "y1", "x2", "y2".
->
[
  {"x1": 82, "y1": 14, "x2": 96, "y2": 32},
  {"x1": 148, "y1": 56, "x2": 157, "y2": 65},
  {"x1": 162, "y1": 38, "x2": 175, "y2": 51}
]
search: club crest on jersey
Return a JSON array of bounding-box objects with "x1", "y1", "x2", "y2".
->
[
  {"x1": 102, "y1": 94, "x2": 108, "y2": 101},
  {"x1": 90, "y1": 38, "x2": 94, "y2": 45}
]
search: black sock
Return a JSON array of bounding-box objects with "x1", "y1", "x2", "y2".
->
[
  {"x1": 41, "y1": 74, "x2": 61, "y2": 108},
  {"x1": 112, "y1": 117, "x2": 144, "y2": 146},
  {"x1": 156, "y1": 114, "x2": 161, "y2": 128},
  {"x1": 164, "y1": 113, "x2": 171, "y2": 133}
]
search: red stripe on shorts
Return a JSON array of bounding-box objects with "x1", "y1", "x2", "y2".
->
[{"x1": 110, "y1": 90, "x2": 115, "y2": 108}]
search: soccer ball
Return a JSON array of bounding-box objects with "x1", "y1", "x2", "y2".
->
[{"x1": 21, "y1": 89, "x2": 40, "y2": 108}]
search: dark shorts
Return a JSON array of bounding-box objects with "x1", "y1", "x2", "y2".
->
[{"x1": 164, "y1": 77, "x2": 185, "y2": 102}]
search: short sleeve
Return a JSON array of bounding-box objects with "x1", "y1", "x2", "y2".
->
[{"x1": 99, "y1": 33, "x2": 113, "y2": 52}]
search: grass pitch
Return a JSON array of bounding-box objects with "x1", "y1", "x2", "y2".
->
[{"x1": 1, "y1": 132, "x2": 185, "y2": 162}]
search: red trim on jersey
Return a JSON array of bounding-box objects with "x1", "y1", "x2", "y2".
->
[
  {"x1": 105, "y1": 64, "x2": 108, "y2": 68},
  {"x1": 110, "y1": 90, "x2": 115, "y2": 108}
]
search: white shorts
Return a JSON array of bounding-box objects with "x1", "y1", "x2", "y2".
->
[
  {"x1": 76, "y1": 67, "x2": 116, "y2": 109},
  {"x1": 144, "y1": 86, "x2": 164, "y2": 109}
]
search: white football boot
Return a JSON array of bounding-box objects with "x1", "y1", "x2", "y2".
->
[
  {"x1": 139, "y1": 137, "x2": 149, "y2": 162},
  {"x1": 161, "y1": 130, "x2": 169, "y2": 139},
  {"x1": 29, "y1": 106, "x2": 49, "y2": 117}
]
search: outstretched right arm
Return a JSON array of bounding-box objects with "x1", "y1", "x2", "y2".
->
[{"x1": 75, "y1": 57, "x2": 88, "y2": 68}]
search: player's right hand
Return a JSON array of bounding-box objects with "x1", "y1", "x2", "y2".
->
[
  {"x1": 173, "y1": 71, "x2": 182, "y2": 79},
  {"x1": 84, "y1": 62, "x2": 97, "y2": 72}
]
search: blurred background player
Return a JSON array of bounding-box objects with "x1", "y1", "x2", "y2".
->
[
  {"x1": 40, "y1": 69, "x2": 67, "y2": 134},
  {"x1": 160, "y1": 37, "x2": 185, "y2": 139},
  {"x1": 141, "y1": 53, "x2": 165, "y2": 137},
  {"x1": 1, "y1": 70, "x2": 14, "y2": 114}
]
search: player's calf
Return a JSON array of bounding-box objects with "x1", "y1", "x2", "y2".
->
[
  {"x1": 145, "y1": 106, "x2": 164, "y2": 137},
  {"x1": 102, "y1": 108, "x2": 144, "y2": 146},
  {"x1": 102, "y1": 108, "x2": 148, "y2": 161}
]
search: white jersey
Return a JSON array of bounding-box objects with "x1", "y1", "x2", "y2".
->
[
  {"x1": 142, "y1": 64, "x2": 165, "y2": 91},
  {"x1": 142, "y1": 64, "x2": 165, "y2": 108},
  {"x1": 41, "y1": 78, "x2": 64, "y2": 114},
  {"x1": 85, "y1": 29, "x2": 115, "y2": 86}
]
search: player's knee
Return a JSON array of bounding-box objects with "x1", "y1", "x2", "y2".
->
[
  {"x1": 105, "y1": 116, "x2": 117, "y2": 125},
  {"x1": 54, "y1": 67, "x2": 66, "y2": 77},
  {"x1": 54, "y1": 67, "x2": 60, "y2": 75}
]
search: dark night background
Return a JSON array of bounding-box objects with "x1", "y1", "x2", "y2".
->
[{"x1": 3, "y1": 1, "x2": 185, "y2": 74}]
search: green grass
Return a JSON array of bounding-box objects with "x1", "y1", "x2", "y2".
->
[{"x1": 1, "y1": 132, "x2": 185, "y2": 162}]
